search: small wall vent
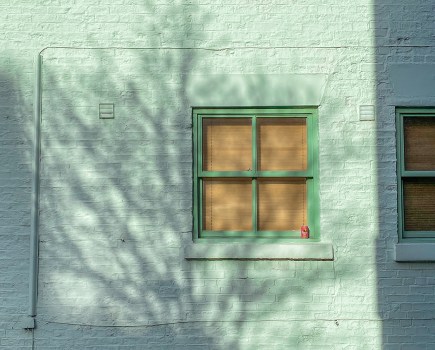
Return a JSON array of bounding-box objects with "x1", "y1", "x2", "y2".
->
[
  {"x1": 359, "y1": 105, "x2": 375, "y2": 121},
  {"x1": 99, "y1": 103, "x2": 115, "y2": 119}
]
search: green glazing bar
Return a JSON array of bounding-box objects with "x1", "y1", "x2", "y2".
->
[
  {"x1": 199, "y1": 171, "x2": 313, "y2": 178},
  {"x1": 307, "y1": 115, "x2": 312, "y2": 174},
  {"x1": 396, "y1": 110, "x2": 404, "y2": 242},
  {"x1": 252, "y1": 116, "x2": 257, "y2": 234},
  {"x1": 397, "y1": 107, "x2": 435, "y2": 116},
  {"x1": 192, "y1": 111, "x2": 199, "y2": 240},
  {"x1": 252, "y1": 115, "x2": 257, "y2": 173},
  {"x1": 255, "y1": 171, "x2": 312, "y2": 178},
  {"x1": 193, "y1": 107, "x2": 317, "y2": 116},
  {"x1": 201, "y1": 230, "x2": 302, "y2": 238},
  {"x1": 403, "y1": 231, "x2": 435, "y2": 238},
  {"x1": 198, "y1": 115, "x2": 203, "y2": 173},
  {"x1": 401, "y1": 171, "x2": 435, "y2": 177},
  {"x1": 399, "y1": 113, "x2": 406, "y2": 176},
  {"x1": 196, "y1": 114, "x2": 252, "y2": 118},
  {"x1": 398, "y1": 179, "x2": 404, "y2": 242},
  {"x1": 398, "y1": 237, "x2": 435, "y2": 243},
  {"x1": 199, "y1": 178, "x2": 203, "y2": 238},
  {"x1": 199, "y1": 171, "x2": 255, "y2": 177},
  {"x1": 252, "y1": 178, "x2": 257, "y2": 233},
  {"x1": 310, "y1": 110, "x2": 320, "y2": 239},
  {"x1": 307, "y1": 179, "x2": 318, "y2": 240}
]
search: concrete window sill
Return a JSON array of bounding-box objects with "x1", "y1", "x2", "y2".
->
[
  {"x1": 395, "y1": 243, "x2": 435, "y2": 262},
  {"x1": 184, "y1": 242, "x2": 334, "y2": 261}
]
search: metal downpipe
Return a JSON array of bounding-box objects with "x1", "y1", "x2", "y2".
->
[{"x1": 29, "y1": 54, "x2": 42, "y2": 317}]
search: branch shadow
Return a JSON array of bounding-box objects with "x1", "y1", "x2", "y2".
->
[{"x1": 33, "y1": 3, "x2": 353, "y2": 349}]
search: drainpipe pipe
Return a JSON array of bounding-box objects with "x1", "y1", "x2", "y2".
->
[{"x1": 29, "y1": 54, "x2": 42, "y2": 318}]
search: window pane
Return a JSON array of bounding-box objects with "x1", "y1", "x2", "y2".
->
[
  {"x1": 258, "y1": 178, "x2": 306, "y2": 231},
  {"x1": 202, "y1": 118, "x2": 252, "y2": 171},
  {"x1": 404, "y1": 178, "x2": 435, "y2": 231},
  {"x1": 404, "y1": 117, "x2": 435, "y2": 171},
  {"x1": 258, "y1": 118, "x2": 307, "y2": 171},
  {"x1": 203, "y1": 178, "x2": 252, "y2": 231}
]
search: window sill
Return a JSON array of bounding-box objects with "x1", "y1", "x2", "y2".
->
[
  {"x1": 184, "y1": 242, "x2": 334, "y2": 261},
  {"x1": 395, "y1": 243, "x2": 435, "y2": 262}
]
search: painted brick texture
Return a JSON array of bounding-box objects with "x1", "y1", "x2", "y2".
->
[{"x1": 1, "y1": 1, "x2": 435, "y2": 349}]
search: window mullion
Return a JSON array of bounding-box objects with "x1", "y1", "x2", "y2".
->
[
  {"x1": 402, "y1": 171, "x2": 435, "y2": 177},
  {"x1": 193, "y1": 112, "x2": 199, "y2": 239},
  {"x1": 252, "y1": 115, "x2": 257, "y2": 233},
  {"x1": 252, "y1": 115, "x2": 257, "y2": 173},
  {"x1": 199, "y1": 178, "x2": 203, "y2": 236},
  {"x1": 307, "y1": 113, "x2": 313, "y2": 175},
  {"x1": 252, "y1": 178, "x2": 257, "y2": 233},
  {"x1": 256, "y1": 171, "x2": 312, "y2": 178},
  {"x1": 198, "y1": 116, "x2": 203, "y2": 174},
  {"x1": 199, "y1": 171, "x2": 255, "y2": 177}
]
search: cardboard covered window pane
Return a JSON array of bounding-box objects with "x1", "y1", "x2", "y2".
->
[
  {"x1": 404, "y1": 178, "x2": 435, "y2": 231},
  {"x1": 258, "y1": 178, "x2": 306, "y2": 231},
  {"x1": 404, "y1": 117, "x2": 435, "y2": 171},
  {"x1": 203, "y1": 179, "x2": 252, "y2": 231},
  {"x1": 203, "y1": 118, "x2": 252, "y2": 171},
  {"x1": 258, "y1": 118, "x2": 307, "y2": 171}
]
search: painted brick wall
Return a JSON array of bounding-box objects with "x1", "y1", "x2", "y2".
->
[{"x1": 1, "y1": 1, "x2": 435, "y2": 349}]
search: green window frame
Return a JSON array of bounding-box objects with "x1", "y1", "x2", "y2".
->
[
  {"x1": 397, "y1": 108, "x2": 435, "y2": 242},
  {"x1": 192, "y1": 107, "x2": 320, "y2": 242}
]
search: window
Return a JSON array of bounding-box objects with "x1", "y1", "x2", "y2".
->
[
  {"x1": 397, "y1": 108, "x2": 435, "y2": 241},
  {"x1": 192, "y1": 108, "x2": 319, "y2": 241}
]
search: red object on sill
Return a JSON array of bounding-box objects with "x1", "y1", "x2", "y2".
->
[{"x1": 301, "y1": 225, "x2": 309, "y2": 239}]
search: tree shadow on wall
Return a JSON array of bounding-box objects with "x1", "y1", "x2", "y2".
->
[{"x1": 33, "y1": 3, "x2": 348, "y2": 349}]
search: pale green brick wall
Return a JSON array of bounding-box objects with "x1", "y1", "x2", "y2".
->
[{"x1": 1, "y1": 1, "x2": 435, "y2": 349}]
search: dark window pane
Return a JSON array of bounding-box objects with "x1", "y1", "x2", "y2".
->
[
  {"x1": 404, "y1": 117, "x2": 435, "y2": 171},
  {"x1": 404, "y1": 178, "x2": 435, "y2": 231}
]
